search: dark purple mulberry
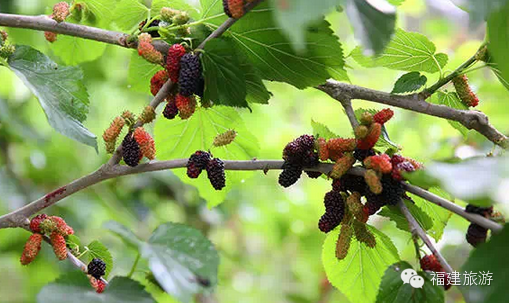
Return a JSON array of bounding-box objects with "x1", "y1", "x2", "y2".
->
[
  {"x1": 353, "y1": 148, "x2": 375, "y2": 162},
  {"x1": 305, "y1": 170, "x2": 322, "y2": 178},
  {"x1": 178, "y1": 53, "x2": 202, "y2": 97},
  {"x1": 187, "y1": 151, "x2": 212, "y2": 178},
  {"x1": 465, "y1": 204, "x2": 493, "y2": 217},
  {"x1": 466, "y1": 223, "x2": 488, "y2": 247},
  {"x1": 122, "y1": 133, "x2": 141, "y2": 167},
  {"x1": 206, "y1": 158, "x2": 226, "y2": 190},
  {"x1": 88, "y1": 258, "x2": 106, "y2": 279},
  {"x1": 338, "y1": 175, "x2": 369, "y2": 196},
  {"x1": 318, "y1": 212, "x2": 343, "y2": 233},
  {"x1": 278, "y1": 161, "x2": 302, "y2": 188},
  {"x1": 163, "y1": 98, "x2": 179, "y2": 119}
]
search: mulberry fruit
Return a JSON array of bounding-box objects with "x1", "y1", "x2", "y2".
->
[
  {"x1": 466, "y1": 223, "x2": 488, "y2": 247},
  {"x1": 166, "y1": 44, "x2": 186, "y2": 83},
  {"x1": 452, "y1": 74, "x2": 479, "y2": 107},
  {"x1": 160, "y1": 7, "x2": 179, "y2": 22},
  {"x1": 327, "y1": 138, "x2": 356, "y2": 154},
  {"x1": 207, "y1": 158, "x2": 226, "y2": 190},
  {"x1": 178, "y1": 53, "x2": 202, "y2": 96},
  {"x1": 364, "y1": 198, "x2": 384, "y2": 216},
  {"x1": 373, "y1": 108, "x2": 394, "y2": 125},
  {"x1": 330, "y1": 153, "x2": 355, "y2": 179},
  {"x1": 302, "y1": 150, "x2": 319, "y2": 167},
  {"x1": 353, "y1": 221, "x2": 376, "y2": 248},
  {"x1": 52, "y1": 2, "x2": 70, "y2": 23},
  {"x1": 138, "y1": 106, "x2": 156, "y2": 124},
  {"x1": 465, "y1": 204, "x2": 493, "y2": 217},
  {"x1": 360, "y1": 112, "x2": 373, "y2": 126},
  {"x1": 138, "y1": 19, "x2": 161, "y2": 37},
  {"x1": 175, "y1": 94, "x2": 196, "y2": 119},
  {"x1": 0, "y1": 30, "x2": 7, "y2": 43},
  {"x1": 138, "y1": 34, "x2": 163, "y2": 65},
  {"x1": 357, "y1": 123, "x2": 381, "y2": 150},
  {"x1": 336, "y1": 224, "x2": 353, "y2": 260},
  {"x1": 338, "y1": 174, "x2": 368, "y2": 196},
  {"x1": 133, "y1": 127, "x2": 156, "y2": 160},
  {"x1": 49, "y1": 216, "x2": 74, "y2": 236},
  {"x1": 213, "y1": 130, "x2": 237, "y2": 147},
  {"x1": 318, "y1": 212, "x2": 342, "y2": 233},
  {"x1": 187, "y1": 151, "x2": 212, "y2": 178},
  {"x1": 88, "y1": 258, "x2": 107, "y2": 279},
  {"x1": 347, "y1": 192, "x2": 367, "y2": 222},
  {"x1": 121, "y1": 133, "x2": 142, "y2": 167},
  {"x1": 323, "y1": 190, "x2": 345, "y2": 212},
  {"x1": 378, "y1": 175, "x2": 405, "y2": 205},
  {"x1": 30, "y1": 214, "x2": 48, "y2": 234},
  {"x1": 150, "y1": 70, "x2": 169, "y2": 96},
  {"x1": 50, "y1": 231, "x2": 67, "y2": 260},
  {"x1": 282, "y1": 135, "x2": 315, "y2": 164},
  {"x1": 354, "y1": 125, "x2": 369, "y2": 139},
  {"x1": 332, "y1": 179, "x2": 342, "y2": 191},
  {"x1": 278, "y1": 161, "x2": 302, "y2": 188},
  {"x1": 364, "y1": 154, "x2": 392, "y2": 174},
  {"x1": 365, "y1": 169, "x2": 382, "y2": 194},
  {"x1": 163, "y1": 97, "x2": 179, "y2": 119},
  {"x1": 316, "y1": 138, "x2": 329, "y2": 161},
  {"x1": 44, "y1": 31, "x2": 57, "y2": 43},
  {"x1": 391, "y1": 161, "x2": 416, "y2": 181},
  {"x1": 103, "y1": 116, "x2": 125, "y2": 154},
  {"x1": 353, "y1": 148, "x2": 375, "y2": 162},
  {"x1": 305, "y1": 170, "x2": 322, "y2": 178},
  {"x1": 89, "y1": 276, "x2": 106, "y2": 293},
  {"x1": 20, "y1": 233, "x2": 43, "y2": 265},
  {"x1": 391, "y1": 154, "x2": 406, "y2": 166},
  {"x1": 420, "y1": 254, "x2": 451, "y2": 290},
  {"x1": 223, "y1": 0, "x2": 244, "y2": 19}
]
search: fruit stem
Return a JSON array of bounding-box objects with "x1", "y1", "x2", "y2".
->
[{"x1": 127, "y1": 252, "x2": 141, "y2": 278}]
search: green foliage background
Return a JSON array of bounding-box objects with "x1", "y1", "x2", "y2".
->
[{"x1": 0, "y1": 0, "x2": 508, "y2": 302}]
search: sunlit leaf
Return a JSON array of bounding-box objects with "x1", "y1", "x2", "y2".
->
[
  {"x1": 114, "y1": 0, "x2": 149, "y2": 31},
  {"x1": 391, "y1": 72, "x2": 427, "y2": 94}
]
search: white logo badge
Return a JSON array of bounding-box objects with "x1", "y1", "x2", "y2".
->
[{"x1": 400, "y1": 268, "x2": 424, "y2": 288}]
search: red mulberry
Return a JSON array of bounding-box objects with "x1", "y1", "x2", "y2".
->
[
  {"x1": 50, "y1": 231, "x2": 67, "y2": 260},
  {"x1": 353, "y1": 221, "x2": 376, "y2": 248},
  {"x1": 175, "y1": 94, "x2": 196, "y2": 119},
  {"x1": 166, "y1": 44, "x2": 186, "y2": 83},
  {"x1": 305, "y1": 170, "x2": 322, "y2": 178},
  {"x1": 121, "y1": 133, "x2": 142, "y2": 167},
  {"x1": 133, "y1": 127, "x2": 156, "y2": 160},
  {"x1": 420, "y1": 254, "x2": 451, "y2": 290},
  {"x1": 364, "y1": 154, "x2": 392, "y2": 174},
  {"x1": 373, "y1": 108, "x2": 394, "y2": 125},
  {"x1": 44, "y1": 31, "x2": 57, "y2": 43},
  {"x1": 150, "y1": 70, "x2": 169, "y2": 96},
  {"x1": 391, "y1": 161, "x2": 416, "y2": 181},
  {"x1": 452, "y1": 74, "x2": 479, "y2": 107},
  {"x1": 206, "y1": 158, "x2": 226, "y2": 190},
  {"x1": 20, "y1": 234, "x2": 43, "y2": 265},
  {"x1": 52, "y1": 2, "x2": 70, "y2": 23},
  {"x1": 223, "y1": 0, "x2": 244, "y2": 19},
  {"x1": 178, "y1": 53, "x2": 202, "y2": 97},
  {"x1": 30, "y1": 214, "x2": 48, "y2": 234},
  {"x1": 357, "y1": 123, "x2": 381, "y2": 150}
]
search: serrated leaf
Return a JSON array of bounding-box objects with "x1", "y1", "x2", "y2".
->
[
  {"x1": 487, "y1": 2, "x2": 509, "y2": 95},
  {"x1": 379, "y1": 200, "x2": 434, "y2": 233},
  {"x1": 202, "y1": 39, "x2": 248, "y2": 107},
  {"x1": 50, "y1": 35, "x2": 108, "y2": 65},
  {"x1": 376, "y1": 262, "x2": 444, "y2": 303},
  {"x1": 429, "y1": 91, "x2": 469, "y2": 138},
  {"x1": 322, "y1": 225, "x2": 399, "y2": 303},
  {"x1": 351, "y1": 28, "x2": 448, "y2": 73},
  {"x1": 8, "y1": 45, "x2": 97, "y2": 149},
  {"x1": 37, "y1": 272, "x2": 155, "y2": 303},
  {"x1": 242, "y1": 61, "x2": 272, "y2": 104},
  {"x1": 128, "y1": 52, "x2": 164, "y2": 94},
  {"x1": 391, "y1": 72, "x2": 427, "y2": 94},
  {"x1": 86, "y1": 240, "x2": 114, "y2": 278},
  {"x1": 103, "y1": 220, "x2": 144, "y2": 250},
  {"x1": 141, "y1": 223, "x2": 219, "y2": 303},
  {"x1": 271, "y1": 0, "x2": 343, "y2": 51},
  {"x1": 114, "y1": 0, "x2": 149, "y2": 31},
  {"x1": 154, "y1": 106, "x2": 259, "y2": 207},
  {"x1": 409, "y1": 188, "x2": 452, "y2": 241},
  {"x1": 202, "y1": 2, "x2": 348, "y2": 89},
  {"x1": 461, "y1": 223, "x2": 509, "y2": 303},
  {"x1": 311, "y1": 119, "x2": 338, "y2": 140},
  {"x1": 345, "y1": 0, "x2": 396, "y2": 55}
]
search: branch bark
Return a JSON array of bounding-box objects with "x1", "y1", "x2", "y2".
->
[{"x1": 317, "y1": 80, "x2": 509, "y2": 148}]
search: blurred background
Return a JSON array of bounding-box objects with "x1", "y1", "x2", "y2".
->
[{"x1": 0, "y1": 0, "x2": 508, "y2": 302}]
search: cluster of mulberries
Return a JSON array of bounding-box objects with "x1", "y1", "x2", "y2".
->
[
  {"x1": 87, "y1": 258, "x2": 107, "y2": 293},
  {"x1": 186, "y1": 151, "x2": 226, "y2": 190},
  {"x1": 21, "y1": 214, "x2": 74, "y2": 265},
  {"x1": 279, "y1": 135, "x2": 320, "y2": 188},
  {"x1": 464, "y1": 204, "x2": 494, "y2": 247},
  {"x1": 222, "y1": 0, "x2": 245, "y2": 19},
  {"x1": 0, "y1": 31, "x2": 15, "y2": 58},
  {"x1": 420, "y1": 254, "x2": 451, "y2": 290},
  {"x1": 452, "y1": 74, "x2": 479, "y2": 107},
  {"x1": 43, "y1": 2, "x2": 71, "y2": 42},
  {"x1": 121, "y1": 127, "x2": 156, "y2": 167}
]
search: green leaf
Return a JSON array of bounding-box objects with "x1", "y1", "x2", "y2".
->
[
  {"x1": 351, "y1": 28, "x2": 448, "y2": 73},
  {"x1": 50, "y1": 35, "x2": 108, "y2": 65},
  {"x1": 86, "y1": 240, "x2": 114, "y2": 278},
  {"x1": 388, "y1": 0, "x2": 405, "y2": 5},
  {"x1": 37, "y1": 272, "x2": 155, "y2": 303},
  {"x1": 376, "y1": 261, "x2": 444, "y2": 303},
  {"x1": 391, "y1": 72, "x2": 427, "y2": 94},
  {"x1": 311, "y1": 119, "x2": 339, "y2": 140},
  {"x1": 128, "y1": 52, "x2": 164, "y2": 94},
  {"x1": 202, "y1": 39, "x2": 248, "y2": 107},
  {"x1": 242, "y1": 60, "x2": 272, "y2": 104},
  {"x1": 322, "y1": 225, "x2": 399, "y2": 303},
  {"x1": 154, "y1": 106, "x2": 259, "y2": 207},
  {"x1": 271, "y1": 0, "x2": 343, "y2": 51},
  {"x1": 379, "y1": 200, "x2": 434, "y2": 233},
  {"x1": 465, "y1": 0, "x2": 509, "y2": 24},
  {"x1": 409, "y1": 188, "x2": 452, "y2": 241},
  {"x1": 114, "y1": 0, "x2": 149, "y2": 31},
  {"x1": 429, "y1": 91, "x2": 469, "y2": 137},
  {"x1": 103, "y1": 220, "x2": 144, "y2": 249},
  {"x1": 82, "y1": 0, "x2": 117, "y2": 26},
  {"x1": 66, "y1": 234, "x2": 81, "y2": 247},
  {"x1": 152, "y1": 0, "x2": 201, "y2": 19},
  {"x1": 345, "y1": 0, "x2": 396, "y2": 55},
  {"x1": 141, "y1": 223, "x2": 219, "y2": 303},
  {"x1": 203, "y1": 2, "x2": 348, "y2": 89},
  {"x1": 461, "y1": 223, "x2": 509, "y2": 303},
  {"x1": 487, "y1": 2, "x2": 509, "y2": 95},
  {"x1": 8, "y1": 45, "x2": 97, "y2": 149}
]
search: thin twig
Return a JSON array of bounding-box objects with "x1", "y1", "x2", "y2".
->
[
  {"x1": 397, "y1": 199, "x2": 454, "y2": 273},
  {"x1": 340, "y1": 99, "x2": 359, "y2": 129}
]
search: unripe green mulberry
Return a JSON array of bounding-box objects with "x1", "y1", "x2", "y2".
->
[
  {"x1": 336, "y1": 224, "x2": 353, "y2": 260},
  {"x1": 330, "y1": 153, "x2": 355, "y2": 179},
  {"x1": 138, "y1": 106, "x2": 156, "y2": 124},
  {"x1": 213, "y1": 130, "x2": 237, "y2": 147},
  {"x1": 353, "y1": 221, "x2": 376, "y2": 248},
  {"x1": 452, "y1": 74, "x2": 479, "y2": 107}
]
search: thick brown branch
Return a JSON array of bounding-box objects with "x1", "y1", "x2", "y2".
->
[{"x1": 317, "y1": 80, "x2": 509, "y2": 148}]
